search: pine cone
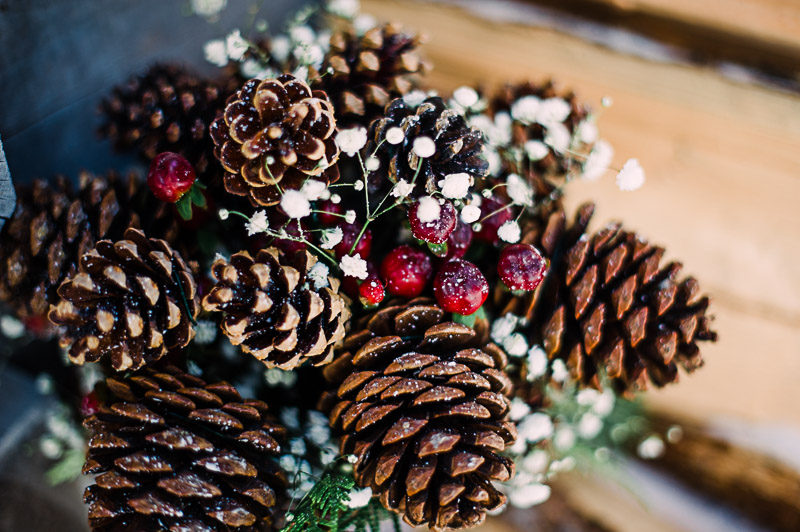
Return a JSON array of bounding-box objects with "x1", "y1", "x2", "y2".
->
[
  {"x1": 317, "y1": 23, "x2": 428, "y2": 126},
  {"x1": 0, "y1": 172, "x2": 183, "y2": 326},
  {"x1": 367, "y1": 97, "x2": 488, "y2": 196},
  {"x1": 209, "y1": 74, "x2": 341, "y2": 207},
  {"x1": 202, "y1": 247, "x2": 351, "y2": 370},
  {"x1": 515, "y1": 203, "x2": 717, "y2": 393},
  {"x1": 83, "y1": 365, "x2": 287, "y2": 531},
  {"x1": 48, "y1": 228, "x2": 199, "y2": 371},
  {"x1": 323, "y1": 299, "x2": 516, "y2": 531},
  {"x1": 99, "y1": 63, "x2": 227, "y2": 178}
]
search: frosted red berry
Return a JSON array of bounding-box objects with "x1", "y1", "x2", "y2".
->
[
  {"x1": 433, "y1": 259, "x2": 488, "y2": 315},
  {"x1": 443, "y1": 218, "x2": 473, "y2": 260},
  {"x1": 408, "y1": 199, "x2": 457, "y2": 244},
  {"x1": 359, "y1": 275, "x2": 386, "y2": 307},
  {"x1": 317, "y1": 200, "x2": 343, "y2": 226},
  {"x1": 380, "y1": 245, "x2": 433, "y2": 298},
  {"x1": 80, "y1": 392, "x2": 101, "y2": 417},
  {"x1": 474, "y1": 194, "x2": 512, "y2": 243},
  {"x1": 334, "y1": 223, "x2": 372, "y2": 259},
  {"x1": 498, "y1": 244, "x2": 548, "y2": 291},
  {"x1": 147, "y1": 152, "x2": 196, "y2": 203}
]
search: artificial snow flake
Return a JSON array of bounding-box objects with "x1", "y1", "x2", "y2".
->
[
  {"x1": 638, "y1": 435, "x2": 666, "y2": 459},
  {"x1": 390, "y1": 179, "x2": 414, "y2": 198},
  {"x1": 518, "y1": 412, "x2": 554, "y2": 443},
  {"x1": 191, "y1": 0, "x2": 227, "y2": 17},
  {"x1": 344, "y1": 210, "x2": 357, "y2": 224},
  {"x1": 439, "y1": 172, "x2": 472, "y2": 199},
  {"x1": 245, "y1": 210, "x2": 269, "y2": 235},
  {"x1": 281, "y1": 189, "x2": 312, "y2": 219},
  {"x1": 365, "y1": 156, "x2": 380, "y2": 171},
  {"x1": 506, "y1": 173, "x2": 533, "y2": 206},
  {"x1": 582, "y1": 140, "x2": 614, "y2": 181},
  {"x1": 510, "y1": 96, "x2": 541, "y2": 124},
  {"x1": 327, "y1": 0, "x2": 360, "y2": 18},
  {"x1": 385, "y1": 127, "x2": 405, "y2": 145},
  {"x1": 345, "y1": 487, "x2": 373, "y2": 509},
  {"x1": 460, "y1": 204, "x2": 481, "y2": 224},
  {"x1": 537, "y1": 98, "x2": 571, "y2": 126},
  {"x1": 616, "y1": 158, "x2": 646, "y2": 191},
  {"x1": 300, "y1": 179, "x2": 329, "y2": 201},
  {"x1": 340, "y1": 254, "x2": 368, "y2": 279},
  {"x1": 526, "y1": 345, "x2": 548, "y2": 380},
  {"x1": 412, "y1": 136, "x2": 436, "y2": 158},
  {"x1": 498, "y1": 220, "x2": 521, "y2": 243},
  {"x1": 319, "y1": 227, "x2": 343, "y2": 249},
  {"x1": 203, "y1": 39, "x2": 228, "y2": 67},
  {"x1": 524, "y1": 140, "x2": 549, "y2": 162},
  {"x1": 544, "y1": 122, "x2": 571, "y2": 154},
  {"x1": 508, "y1": 483, "x2": 551, "y2": 509},
  {"x1": 416, "y1": 196, "x2": 441, "y2": 222},
  {"x1": 336, "y1": 127, "x2": 367, "y2": 156},
  {"x1": 453, "y1": 86, "x2": 480, "y2": 109},
  {"x1": 226, "y1": 29, "x2": 249, "y2": 61}
]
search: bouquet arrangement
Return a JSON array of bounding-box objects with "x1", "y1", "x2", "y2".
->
[{"x1": 0, "y1": 1, "x2": 717, "y2": 530}]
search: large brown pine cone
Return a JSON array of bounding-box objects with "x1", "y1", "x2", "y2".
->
[
  {"x1": 209, "y1": 74, "x2": 341, "y2": 207},
  {"x1": 367, "y1": 97, "x2": 488, "y2": 196},
  {"x1": 506, "y1": 203, "x2": 718, "y2": 393},
  {"x1": 0, "y1": 172, "x2": 184, "y2": 326},
  {"x1": 48, "y1": 228, "x2": 199, "y2": 371},
  {"x1": 202, "y1": 247, "x2": 351, "y2": 370},
  {"x1": 316, "y1": 23, "x2": 428, "y2": 126},
  {"x1": 323, "y1": 299, "x2": 516, "y2": 531},
  {"x1": 83, "y1": 365, "x2": 287, "y2": 531},
  {"x1": 99, "y1": 63, "x2": 228, "y2": 178}
]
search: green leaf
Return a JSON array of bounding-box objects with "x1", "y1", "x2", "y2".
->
[
  {"x1": 175, "y1": 195, "x2": 193, "y2": 220},
  {"x1": 426, "y1": 241, "x2": 448, "y2": 257},
  {"x1": 190, "y1": 184, "x2": 207, "y2": 208},
  {"x1": 452, "y1": 305, "x2": 486, "y2": 329}
]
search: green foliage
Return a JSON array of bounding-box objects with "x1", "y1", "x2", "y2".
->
[{"x1": 45, "y1": 447, "x2": 84, "y2": 485}]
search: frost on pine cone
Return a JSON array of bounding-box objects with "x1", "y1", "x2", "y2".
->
[
  {"x1": 99, "y1": 63, "x2": 227, "y2": 178},
  {"x1": 515, "y1": 203, "x2": 718, "y2": 393},
  {"x1": 202, "y1": 247, "x2": 351, "y2": 370},
  {"x1": 368, "y1": 97, "x2": 488, "y2": 196},
  {"x1": 0, "y1": 172, "x2": 181, "y2": 326},
  {"x1": 48, "y1": 228, "x2": 199, "y2": 371},
  {"x1": 83, "y1": 365, "x2": 287, "y2": 531},
  {"x1": 209, "y1": 74, "x2": 341, "y2": 206},
  {"x1": 323, "y1": 299, "x2": 516, "y2": 531},
  {"x1": 316, "y1": 23, "x2": 428, "y2": 125}
]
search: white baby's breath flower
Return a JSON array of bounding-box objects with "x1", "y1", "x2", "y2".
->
[
  {"x1": 365, "y1": 156, "x2": 380, "y2": 171},
  {"x1": 638, "y1": 435, "x2": 665, "y2": 459},
  {"x1": 270, "y1": 35, "x2": 291, "y2": 63},
  {"x1": 544, "y1": 122, "x2": 571, "y2": 154},
  {"x1": 345, "y1": 487, "x2": 373, "y2": 509},
  {"x1": 601, "y1": 96, "x2": 614, "y2": 107},
  {"x1": 319, "y1": 227, "x2": 343, "y2": 249},
  {"x1": 537, "y1": 98, "x2": 571, "y2": 126},
  {"x1": 412, "y1": 136, "x2": 436, "y2": 158},
  {"x1": 508, "y1": 483, "x2": 551, "y2": 508},
  {"x1": 578, "y1": 119, "x2": 598, "y2": 144},
  {"x1": 292, "y1": 66, "x2": 310, "y2": 82},
  {"x1": 582, "y1": 140, "x2": 614, "y2": 181},
  {"x1": 295, "y1": 43, "x2": 325, "y2": 68},
  {"x1": 280, "y1": 189, "x2": 311, "y2": 219},
  {"x1": 330, "y1": 194, "x2": 342, "y2": 204},
  {"x1": 518, "y1": 413, "x2": 554, "y2": 443},
  {"x1": 416, "y1": 196, "x2": 441, "y2": 223},
  {"x1": 240, "y1": 58, "x2": 272, "y2": 79},
  {"x1": 191, "y1": 0, "x2": 227, "y2": 17},
  {"x1": 39, "y1": 437, "x2": 62, "y2": 460},
  {"x1": 0, "y1": 315, "x2": 25, "y2": 339},
  {"x1": 578, "y1": 413, "x2": 603, "y2": 439},
  {"x1": 511, "y1": 96, "x2": 541, "y2": 124},
  {"x1": 452, "y1": 86, "x2": 479, "y2": 109},
  {"x1": 353, "y1": 180, "x2": 364, "y2": 191},
  {"x1": 344, "y1": 210, "x2": 357, "y2": 224},
  {"x1": 485, "y1": 149, "x2": 502, "y2": 176},
  {"x1": 307, "y1": 262, "x2": 330, "y2": 289},
  {"x1": 402, "y1": 89, "x2": 428, "y2": 108},
  {"x1": 616, "y1": 158, "x2": 646, "y2": 191},
  {"x1": 194, "y1": 320, "x2": 218, "y2": 345},
  {"x1": 340, "y1": 254, "x2": 368, "y2": 279},
  {"x1": 553, "y1": 427, "x2": 576, "y2": 451},
  {"x1": 502, "y1": 332, "x2": 528, "y2": 357},
  {"x1": 521, "y1": 450, "x2": 550, "y2": 475},
  {"x1": 439, "y1": 172, "x2": 472, "y2": 199},
  {"x1": 245, "y1": 210, "x2": 269, "y2": 235},
  {"x1": 300, "y1": 179, "x2": 329, "y2": 201},
  {"x1": 509, "y1": 398, "x2": 531, "y2": 421},
  {"x1": 203, "y1": 39, "x2": 228, "y2": 67},
  {"x1": 327, "y1": 0, "x2": 360, "y2": 18},
  {"x1": 353, "y1": 13, "x2": 377, "y2": 35},
  {"x1": 390, "y1": 179, "x2": 414, "y2": 198},
  {"x1": 226, "y1": 29, "x2": 249, "y2": 61},
  {"x1": 576, "y1": 389, "x2": 599, "y2": 407},
  {"x1": 460, "y1": 204, "x2": 481, "y2": 224},
  {"x1": 498, "y1": 220, "x2": 521, "y2": 243},
  {"x1": 385, "y1": 127, "x2": 405, "y2": 145},
  {"x1": 551, "y1": 359, "x2": 568, "y2": 382},
  {"x1": 336, "y1": 127, "x2": 367, "y2": 156},
  {"x1": 289, "y1": 25, "x2": 316, "y2": 45},
  {"x1": 526, "y1": 345, "x2": 548, "y2": 380},
  {"x1": 524, "y1": 140, "x2": 549, "y2": 162},
  {"x1": 506, "y1": 173, "x2": 533, "y2": 206},
  {"x1": 490, "y1": 314, "x2": 517, "y2": 343},
  {"x1": 593, "y1": 390, "x2": 615, "y2": 417}
]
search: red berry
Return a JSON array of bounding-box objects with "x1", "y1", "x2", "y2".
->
[
  {"x1": 443, "y1": 218, "x2": 473, "y2": 260},
  {"x1": 317, "y1": 200, "x2": 343, "y2": 226},
  {"x1": 343, "y1": 260, "x2": 377, "y2": 299},
  {"x1": 408, "y1": 199, "x2": 457, "y2": 244},
  {"x1": 359, "y1": 275, "x2": 386, "y2": 306},
  {"x1": 433, "y1": 259, "x2": 488, "y2": 315},
  {"x1": 147, "y1": 152, "x2": 196, "y2": 203},
  {"x1": 498, "y1": 244, "x2": 548, "y2": 291},
  {"x1": 474, "y1": 194, "x2": 512, "y2": 243},
  {"x1": 334, "y1": 223, "x2": 372, "y2": 259},
  {"x1": 380, "y1": 245, "x2": 433, "y2": 298},
  {"x1": 80, "y1": 392, "x2": 100, "y2": 417},
  {"x1": 273, "y1": 219, "x2": 308, "y2": 254}
]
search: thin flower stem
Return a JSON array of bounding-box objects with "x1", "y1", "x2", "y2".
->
[
  {"x1": 356, "y1": 152, "x2": 371, "y2": 218},
  {"x1": 312, "y1": 209, "x2": 348, "y2": 219},
  {"x1": 479, "y1": 203, "x2": 514, "y2": 224},
  {"x1": 348, "y1": 218, "x2": 370, "y2": 256}
]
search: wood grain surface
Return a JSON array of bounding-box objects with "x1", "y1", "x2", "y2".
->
[{"x1": 362, "y1": 0, "x2": 800, "y2": 427}]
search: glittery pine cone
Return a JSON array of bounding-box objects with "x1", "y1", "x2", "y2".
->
[
  {"x1": 202, "y1": 247, "x2": 351, "y2": 370},
  {"x1": 99, "y1": 63, "x2": 227, "y2": 178},
  {"x1": 83, "y1": 365, "x2": 287, "y2": 531},
  {"x1": 48, "y1": 228, "x2": 199, "y2": 371},
  {"x1": 323, "y1": 299, "x2": 516, "y2": 531},
  {"x1": 209, "y1": 74, "x2": 341, "y2": 207},
  {"x1": 317, "y1": 23, "x2": 428, "y2": 126},
  {"x1": 513, "y1": 203, "x2": 718, "y2": 393}
]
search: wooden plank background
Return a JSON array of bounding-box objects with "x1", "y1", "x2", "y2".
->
[{"x1": 362, "y1": 0, "x2": 800, "y2": 427}]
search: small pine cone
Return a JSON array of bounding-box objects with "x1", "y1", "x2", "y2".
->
[
  {"x1": 520, "y1": 203, "x2": 718, "y2": 393},
  {"x1": 48, "y1": 228, "x2": 199, "y2": 371},
  {"x1": 99, "y1": 63, "x2": 227, "y2": 177},
  {"x1": 323, "y1": 299, "x2": 516, "y2": 531},
  {"x1": 209, "y1": 74, "x2": 341, "y2": 207},
  {"x1": 83, "y1": 365, "x2": 287, "y2": 531},
  {"x1": 317, "y1": 23, "x2": 428, "y2": 125},
  {"x1": 367, "y1": 97, "x2": 488, "y2": 196},
  {"x1": 202, "y1": 248, "x2": 351, "y2": 370}
]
